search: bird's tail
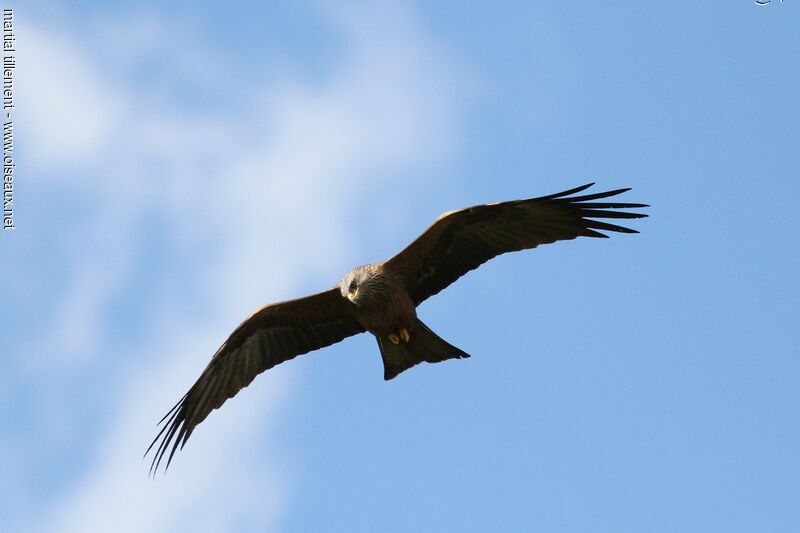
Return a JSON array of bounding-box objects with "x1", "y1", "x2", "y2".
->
[{"x1": 377, "y1": 319, "x2": 470, "y2": 380}]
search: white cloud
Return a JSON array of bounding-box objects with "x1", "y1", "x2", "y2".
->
[
  {"x1": 18, "y1": 24, "x2": 123, "y2": 167},
  {"x1": 10, "y1": 4, "x2": 464, "y2": 533},
  {"x1": 49, "y1": 324, "x2": 293, "y2": 533}
]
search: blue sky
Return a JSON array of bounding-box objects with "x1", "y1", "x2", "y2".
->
[{"x1": 3, "y1": 1, "x2": 799, "y2": 531}]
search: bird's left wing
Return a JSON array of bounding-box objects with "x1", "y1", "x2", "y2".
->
[
  {"x1": 385, "y1": 183, "x2": 648, "y2": 306},
  {"x1": 146, "y1": 287, "x2": 363, "y2": 474}
]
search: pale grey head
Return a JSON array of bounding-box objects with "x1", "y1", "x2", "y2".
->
[{"x1": 339, "y1": 263, "x2": 387, "y2": 307}]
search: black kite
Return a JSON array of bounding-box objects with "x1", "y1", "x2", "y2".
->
[{"x1": 147, "y1": 183, "x2": 648, "y2": 474}]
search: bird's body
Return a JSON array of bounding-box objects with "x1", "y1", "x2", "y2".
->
[
  {"x1": 340, "y1": 261, "x2": 470, "y2": 381},
  {"x1": 340, "y1": 262, "x2": 416, "y2": 338},
  {"x1": 147, "y1": 183, "x2": 648, "y2": 474}
]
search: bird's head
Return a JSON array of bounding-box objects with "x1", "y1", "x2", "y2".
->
[{"x1": 340, "y1": 264, "x2": 379, "y2": 306}]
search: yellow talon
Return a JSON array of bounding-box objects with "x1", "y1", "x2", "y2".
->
[{"x1": 388, "y1": 329, "x2": 410, "y2": 344}]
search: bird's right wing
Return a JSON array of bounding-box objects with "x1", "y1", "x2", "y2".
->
[{"x1": 146, "y1": 287, "x2": 364, "y2": 475}]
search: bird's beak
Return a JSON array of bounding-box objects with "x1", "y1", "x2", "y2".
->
[{"x1": 347, "y1": 287, "x2": 359, "y2": 302}]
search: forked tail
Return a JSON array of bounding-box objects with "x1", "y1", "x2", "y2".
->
[{"x1": 377, "y1": 319, "x2": 470, "y2": 380}]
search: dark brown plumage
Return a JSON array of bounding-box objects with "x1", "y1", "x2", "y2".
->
[{"x1": 146, "y1": 183, "x2": 648, "y2": 474}]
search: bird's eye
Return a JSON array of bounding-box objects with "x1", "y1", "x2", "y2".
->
[{"x1": 349, "y1": 279, "x2": 357, "y2": 292}]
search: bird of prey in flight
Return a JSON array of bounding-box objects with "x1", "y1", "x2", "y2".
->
[{"x1": 146, "y1": 183, "x2": 648, "y2": 474}]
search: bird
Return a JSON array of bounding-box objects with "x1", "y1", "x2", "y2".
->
[{"x1": 146, "y1": 183, "x2": 648, "y2": 474}]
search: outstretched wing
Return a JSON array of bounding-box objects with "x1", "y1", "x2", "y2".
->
[
  {"x1": 146, "y1": 287, "x2": 364, "y2": 475},
  {"x1": 385, "y1": 183, "x2": 648, "y2": 306}
]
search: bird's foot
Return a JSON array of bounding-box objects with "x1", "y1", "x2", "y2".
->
[{"x1": 388, "y1": 328, "x2": 411, "y2": 344}]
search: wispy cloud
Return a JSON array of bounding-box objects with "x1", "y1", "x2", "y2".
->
[{"x1": 6, "y1": 4, "x2": 465, "y2": 532}]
